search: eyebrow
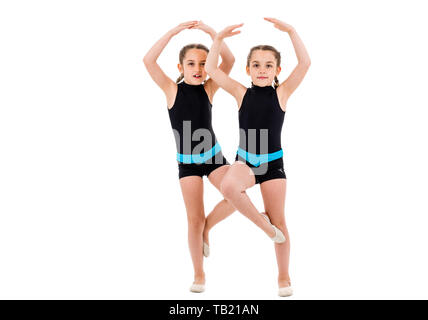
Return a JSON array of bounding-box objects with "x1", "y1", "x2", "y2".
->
[
  {"x1": 185, "y1": 59, "x2": 206, "y2": 62},
  {"x1": 252, "y1": 60, "x2": 275, "y2": 64}
]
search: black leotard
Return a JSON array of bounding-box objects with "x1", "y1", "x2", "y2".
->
[
  {"x1": 168, "y1": 81, "x2": 219, "y2": 159},
  {"x1": 168, "y1": 81, "x2": 226, "y2": 170},
  {"x1": 238, "y1": 84, "x2": 285, "y2": 155},
  {"x1": 235, "y1": 84, "x2": 286, "y2": 183}
]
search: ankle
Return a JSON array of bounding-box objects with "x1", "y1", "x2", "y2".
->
[
  {"x1": 278, "y1": 278, "x2": 291, "y2": 287},
  {"x1": 194, "y1": 272, "x2": 205, "y2": 283}
]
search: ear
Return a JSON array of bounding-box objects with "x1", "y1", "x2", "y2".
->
[
  {"x1": 246, "y1": 65, "x2": 250, "y2": 76},
  {"x1": 177, "y1": 63, "x2": 183, "y2": 73},
  {"x1": 276, "y1": 66, "x2": 282, "y2": 76}
]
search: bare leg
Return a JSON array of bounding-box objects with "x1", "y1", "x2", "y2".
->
[
  {"x1": 220, "y1": 161, "x2": 277, "y2": 237},
  {"x1": 203, "y1": 165, "x2": 236, "y2": 245},
  {"x1": 260, "y1": 178, "x2": 291, "y2": 288},
  {"x1": 179, "y1": 176, "x2": 205, "y2": 285}
]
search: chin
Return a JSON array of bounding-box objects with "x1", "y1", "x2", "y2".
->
[
  {"x1": 187, "y1": 78, "x2": 205, "y2": 85},
  {"x1": 253, "y1": 79, "x2": 272, "y2": 87}
]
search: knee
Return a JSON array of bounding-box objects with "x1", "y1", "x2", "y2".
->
[
  {"x1": 187, "y1": 215, "x2": 205, "y2": 232},
  {"x1": 265, "y1": 214, "x2": 288, "y2": 236},
  {"x1": 220, "y1": 179, "x2": 241, "y2": 200},
  {"x1": 276, "y1": 222, "x2": 289, "y2": 239}
]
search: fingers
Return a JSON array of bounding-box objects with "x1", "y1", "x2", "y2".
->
[
  {"x1": 264, "y1": 17, "x2": 285, "y2": 27},
  {"x1": 264, "y1": 17, "x2": 277, "y2": 23},
  {"x1": 181, "y1": 20, "x2": 198, "y2": 26},
  {"x1": 225, "y1": 23, "x2": 244, "y2": 34},
  {"x1": 218, "y1": 23, "x2": 243, "y2": 37},
  {"x1": 191, "y1": 20, "x2": 203, "y2": 27},
  {"x1": 227, "y1": 23, "x2": 244, "y2": 30},
  {"x1": 180, "y1": 21, "x2": 199, "y2": 29},
  {"x1": 192, "y1": 20, "x2": 208, "y2": 29}
]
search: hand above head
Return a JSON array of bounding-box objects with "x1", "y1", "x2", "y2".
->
[
  {"x1": 191, "y1": 20, "x2": 215, "y2": 35},
  {"x1": 216, "y1": 23, "x2": 244, "y2": 40},
  {"x1": 170, "y1": 21, "x2": 199, "y2": 36},
  {"x1": 264, "y1": 17, "x2": 295, "y2": 33}
]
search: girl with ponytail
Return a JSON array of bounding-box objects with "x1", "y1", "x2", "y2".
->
[
  {"x1": 205, "y1": 17, "x2": 311, "y2": 297},
  {"x1": 143, "y1": 21, "x2": 237, "y2": 293}
]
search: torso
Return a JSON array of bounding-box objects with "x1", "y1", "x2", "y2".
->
[
  {"x1": 238, "y1": 85, "x2": 285, "y2": 155},
  {"x1": 167, "y1": 81, "x2": 218, "y2": 155}
]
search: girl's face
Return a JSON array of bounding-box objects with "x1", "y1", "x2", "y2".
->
[
  {"x1": 246, "y1": 50, "x2": 281, "y2": 87},
  {"x1": 178, "y1": 49, "x2": 208, "y2": 85}
]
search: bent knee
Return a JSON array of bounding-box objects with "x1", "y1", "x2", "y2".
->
[{"x1": 220, "y1": 179, "x2": 242, "y2": 200}]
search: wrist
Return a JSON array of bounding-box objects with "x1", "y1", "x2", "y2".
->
[
  {"x1": 167, "y1": 28, "x2": 178, "y2": 37},
  {"x1": 214, "y1": 34, "x2": 224, "y2": 41},
  {"x1": 287, "y1": 27, "x2": 296, "y2": 35},
  {"x1": 208, "y1": 30, "x2": 217, "y2": 39}
]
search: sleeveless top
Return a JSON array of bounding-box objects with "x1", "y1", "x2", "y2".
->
[
  {"x1": 237, "y1": 84, "x2": 285, "y2": 166},
  {"x1": 168, "y1": 81, "x2": 221, "y2": 164}
]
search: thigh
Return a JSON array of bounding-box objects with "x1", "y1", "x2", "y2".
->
[
  {"x1": 260, "y1": 178, "x2": 287, "y2": 225},
  {"x1": 223, "y1": 161, "x2": 256, "y2": 190},
  {"x1": 179, "y1": 176, "x2": 205, "y2": 219}
]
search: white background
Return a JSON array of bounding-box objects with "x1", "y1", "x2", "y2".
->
[{"x1": 1, "y1": 0, "x2": 428, "y2": 300}]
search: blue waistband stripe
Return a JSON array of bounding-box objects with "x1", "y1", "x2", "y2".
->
[
  {"x1": 237, "y1": 148, "x2": 283, "y2": 167},
  {"x1": 177, "y1": 143, "x2": 222, "y2": 164}
]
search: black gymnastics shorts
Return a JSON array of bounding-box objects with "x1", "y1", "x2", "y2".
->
[
  {"x1": 235, "y1": 155, "x2": 286, "y2": 185},
  {"x1": 178, "y1": 154, "x2": 230, "y2": 179}
]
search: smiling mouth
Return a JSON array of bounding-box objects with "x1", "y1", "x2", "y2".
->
[
  {"x1": 193, "y1": 75, "x2": 202, "y2": 78},
  {"x1": 257, "y1": 76, "x2": 268, "y2": 79}
]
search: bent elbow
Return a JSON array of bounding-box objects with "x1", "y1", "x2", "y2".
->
[
  {"x1": 297, "y1": 60, "x2": 311, "y2": 70},
  {"x1": 142, "y1": 55, "x2": 153, "y2": 66}
]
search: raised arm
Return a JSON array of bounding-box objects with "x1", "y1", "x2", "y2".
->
[
  {"x1": 192, "y1": 21, "x2": 236, "y2": 98},
  {"x1": 205, "y1": 24, "x2": 247, "y2": 106},
  {"x1": 143, "y1": 21, "x2": 198, "y2": 96},
  {"x1": 264, "y1": 18, "x2": 311, "y2": 109}
]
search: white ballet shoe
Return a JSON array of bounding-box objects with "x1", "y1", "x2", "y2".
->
[
  {"x1": 260, "y1": 212, "x2": 286, "y2": 244},
  {"x1": 203, "y1": 242, "x2": 210, "y2": 257},
  {"x1": 278, "y1": 285, "x2": 293, "y2": 297},
  {"x1": 190, "y1": 283, "x2": 205, "y2": 293},
  {"x1": 271, "y1": 225, "x2": 286, "y2": 243},
  {"x1": 260, "y1": 212, "x2": 271, "y2": 223}
]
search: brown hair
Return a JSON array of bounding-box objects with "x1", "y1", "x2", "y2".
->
[
  {"x1": 176, "y1": 43, "x2": 209, "y2": 83},
  {"x1": 247, "y1": 45, "x2": 281, "y2": 88}
]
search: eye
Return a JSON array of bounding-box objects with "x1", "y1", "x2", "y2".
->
[
  {"x1": 188, "y1": 62, "x2": 194, "y2": 66},
  {"x1": 201, "y1": 62, "x2": 205, "y2": 66},
  {"x1": 267, "y1": 64, "x2": 273, "y2": 68},
  {"x1": 252, "y1": 63, "x2": 259, "y2": 68}
]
